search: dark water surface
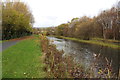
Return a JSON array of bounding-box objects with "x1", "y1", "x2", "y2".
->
[{"x1": 47, "y1": 36, "x2": 119, "y2": 77}]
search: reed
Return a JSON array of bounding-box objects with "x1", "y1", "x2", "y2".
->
[{"x1": 39, "y1": 34, "x2": 116, "y2": 78}]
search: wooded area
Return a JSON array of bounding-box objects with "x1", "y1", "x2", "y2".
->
[
  {"x1": 42, "y1": 4, "x2": 120, "y2": 40},
  {"x1": 2, "y1": 2, "x2": 34, "y2": 40}
]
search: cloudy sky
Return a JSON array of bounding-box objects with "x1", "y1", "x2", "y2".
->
[{"x1": 21, "y1": 0, "x2": 118, "y2": 27}]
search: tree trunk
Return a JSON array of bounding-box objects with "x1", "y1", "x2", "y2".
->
[{"x1": 103, "y1": 29, "x2": 106, "y2": 39}]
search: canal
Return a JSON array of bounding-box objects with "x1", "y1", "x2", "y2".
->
[{"x1": 47, "y1": 36, "x2": 119, "y2": 77}]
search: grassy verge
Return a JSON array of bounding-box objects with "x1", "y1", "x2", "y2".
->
[
  {"x1": 2, "y1": 37, "x2": 46, "y2": 78},
  {"x1": 56, "y1": 36, "x2": 120, "y2": 49},
  {"x1": 92, "y1": 38, "x2": 120, "y2": 43}
]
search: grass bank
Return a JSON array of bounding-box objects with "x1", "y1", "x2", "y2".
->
[
  {"x1": 2, "y1": 36, "x2": 46, "y2": 78},
  {"x1": 92, "y1": 38, "x2": 120, "y2": 43},
  {"x1": 56, "y1": 36, "x2": 120, "y2": 49}
]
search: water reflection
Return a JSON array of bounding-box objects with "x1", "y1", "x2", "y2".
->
[{"x1": 47, "y1": 36, "x2": 119, "y2": 77}]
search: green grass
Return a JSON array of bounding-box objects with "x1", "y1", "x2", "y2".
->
[
  {"x1": 2, "y1": 37, "x2": 46, "y2": 78},
  {"x1": 56, "y1": 36, "x2": 120, "y2": 49},
  {"x1": 0, "y1": 40, "x2": 9, "y2": 43},
  {"x1": 92, "y1": 37, "x2": 120, "y2": 43},
  {"x1": 0, "y1": 41, "x2": 2, "y2": 43}
]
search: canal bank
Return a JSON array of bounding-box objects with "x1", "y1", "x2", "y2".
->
[
  {"x1": 55, "y1": 36, "x2": 120, "y2": 49},
  {"x1": 47, "y1": 36, "x2": 119, "y2": 78}
]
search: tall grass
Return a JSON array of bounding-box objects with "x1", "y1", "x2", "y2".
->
[{"x1": 39, "y1": 34, "x2": 117, "y2": 78}]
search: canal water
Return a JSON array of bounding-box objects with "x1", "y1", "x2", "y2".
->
[{"x1": 47, "y1": 36, "x2": 119, "y2": 77}]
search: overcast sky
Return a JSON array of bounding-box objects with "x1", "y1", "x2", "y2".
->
[{"x1": 21, "y1": 0, "x2": 118, "y2": 27}]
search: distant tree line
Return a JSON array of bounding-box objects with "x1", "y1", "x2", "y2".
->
[
  {"x1": 2, "y1": 1, "x2": 34, "y2": 40},
  {"x1": 46, "y1": 3, "x2": 120, "y2": 40}
]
